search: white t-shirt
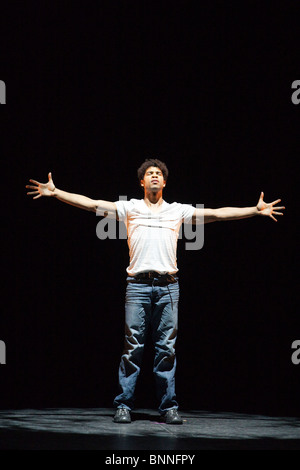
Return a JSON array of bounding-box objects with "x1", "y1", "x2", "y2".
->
[{"x1": 115, "y1": 198, "x2": 195, "y2": 276}]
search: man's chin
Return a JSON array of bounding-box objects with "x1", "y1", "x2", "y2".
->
[{"x1": 149, "y1": 187, "x2": 161, "y2": 193}]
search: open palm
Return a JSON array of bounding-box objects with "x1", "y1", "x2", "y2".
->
[
  {"x1": 26, "y1": 172, "x2": 55, "y2": 199},
  {"x1": 257, "y1": 192, "x2": 285, "y2": 222}
]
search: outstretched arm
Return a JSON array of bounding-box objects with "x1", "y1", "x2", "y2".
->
[
  {"x1": 193, "y1": 192, "x2": 285, "y2": 224},
  {"x1": 26, "y1": 172, "x2": 118, "y2": 217}
]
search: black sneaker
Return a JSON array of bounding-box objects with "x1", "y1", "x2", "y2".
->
[
  {"x1": 163, "y1": 408, "x2": 183, "y2": 424},
  {"x1": 113, "y1": 407, "x2": 131, "y2": 423}
]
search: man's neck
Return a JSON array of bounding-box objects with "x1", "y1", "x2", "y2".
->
[{"x1": 144, "y1": 190, "x2": 163, "y2": 206}]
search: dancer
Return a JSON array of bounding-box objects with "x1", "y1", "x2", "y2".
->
[{"x1": 26, "y1": 158, "x2": 285, "y2": 424}]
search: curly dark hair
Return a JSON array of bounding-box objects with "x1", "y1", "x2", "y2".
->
[{"x1": 137, "y1": 158, "x2": 169, "y2": 183}]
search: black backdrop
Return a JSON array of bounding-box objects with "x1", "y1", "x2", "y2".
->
[{"x1": 1, "y1": 1, "x2": 299, "y2": 416}]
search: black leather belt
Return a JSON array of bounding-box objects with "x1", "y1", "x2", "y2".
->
[{"x1": 128, "y1": 271, "x2": 178, "y2": 284}]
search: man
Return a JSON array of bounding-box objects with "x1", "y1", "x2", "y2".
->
[{"x1": 26, "y1": 158, "x2": 285, "y2": 424}]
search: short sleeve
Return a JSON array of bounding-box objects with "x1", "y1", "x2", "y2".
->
[
  {"x1": 114, "y1": 199, "x2": 134, "y2": 223},
  {"x1": 181, "y1": 203, "x2": 195, "y2": 223}
]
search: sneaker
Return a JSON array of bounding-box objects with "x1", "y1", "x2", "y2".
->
[
  {"x1": 163, "y1": 408, "x2": 183, "y2": 425},
  {"x1": 113, "y1": 407, "x2": 131, "y2": 423}
]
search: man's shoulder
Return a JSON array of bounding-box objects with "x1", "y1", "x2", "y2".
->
[
  {"x1": 115, "y1": 198, "x2": 142, "y2": 205},
  {"x1": 114, "y1": 198, "x2": 144, "y2": 213},
  {"x1": 163, "y1": 201, "x2": 195, "y2": 221},
  {"x1": 164, "y1": 201, "x2": 194, "y2": 210}
]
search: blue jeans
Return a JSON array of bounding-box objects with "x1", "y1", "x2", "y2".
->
[{"x1": 113, "y1": 277, "x2": 180, "y2": 414}]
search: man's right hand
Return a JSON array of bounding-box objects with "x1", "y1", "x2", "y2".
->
[
  {"x1": 26, "y1": 172, "x2": 56, "y2": 199},
  {"x1": 26, "y1": 172, "x2": 118, "y2": 215}
]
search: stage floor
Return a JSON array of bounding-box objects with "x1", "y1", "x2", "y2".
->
[{"x1": 0, "y1": 408, "x2": 299, "y2": 450}]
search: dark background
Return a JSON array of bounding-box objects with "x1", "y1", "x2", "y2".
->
[{"x1": 0, "y1": 1, "x2": 299, "y2": 416}]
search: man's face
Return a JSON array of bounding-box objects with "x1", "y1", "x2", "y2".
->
[{"x1": 141, "y1": 166, "x2": 166, "y2": 191}]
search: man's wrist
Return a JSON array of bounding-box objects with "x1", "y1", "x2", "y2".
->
[{"x1": 255, "y1": 205, "x2": 262, "y2": 216}]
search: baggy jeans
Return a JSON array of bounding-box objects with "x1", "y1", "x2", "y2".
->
[{"x1": 113, "y1": 277, "x2": 180, "y2": 414}]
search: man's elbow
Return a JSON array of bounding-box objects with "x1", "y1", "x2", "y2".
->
[
  {"x1": 212, "y1": 208, "x2": 223, "y2": 221},
  {"x1": 89, "y1": 199, "x2": 101, "y2": 213},
  {"x1": 204, "y1": 209, "x2": 220, "y2": 223}
]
